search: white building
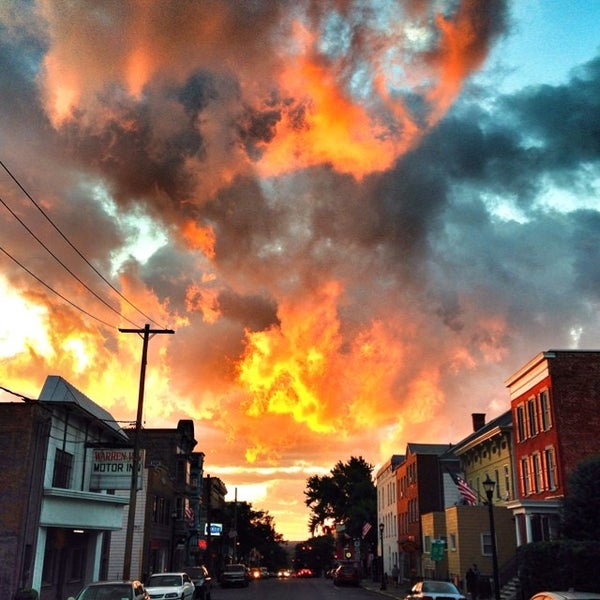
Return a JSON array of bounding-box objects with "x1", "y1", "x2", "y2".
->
[{"x1": 0, "y1": 376, "x2": 131, "y2": 599}]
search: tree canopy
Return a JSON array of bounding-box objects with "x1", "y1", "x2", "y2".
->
[
  {"x1": 561, "y1": 454, "x2": 600, "y2": 541},
  {"x1": 304, "y1": 455, "x2": 377, "y2": 539},
  {"x1": 221, "y1": 500, "x2": 288, "y2": 569}
]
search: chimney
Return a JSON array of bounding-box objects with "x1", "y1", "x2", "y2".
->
[{"x1": 472, "y1": 413, "x2": 486, "y2": 432}]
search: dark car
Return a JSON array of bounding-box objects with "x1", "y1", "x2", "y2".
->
[
  {"x1": 296, "y1": 567, "x2": 314, "y2": 578},
  {"x1": 220, "y1": 563, "x2": 249, "y2": 588},
  {"x1": 332, "y1": 563, "x2": 360, "y2": 587},
  {"x1": 67, "y1": 580, "x2": 149, "y2": 600},
  {"x1": 188, "y1": 565, "x2": 212, "y2": 599}
]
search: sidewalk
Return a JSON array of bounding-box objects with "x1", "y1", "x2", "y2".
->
[{"x1": 360, "y1": 578, "x2": 410, "y2": 599}]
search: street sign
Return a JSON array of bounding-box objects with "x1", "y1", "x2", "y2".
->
[{"x1": 430, "y1": 539, "x2": 445, "y2": 561}]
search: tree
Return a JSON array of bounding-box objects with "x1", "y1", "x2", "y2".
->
[
  {"x1": 304, "y1": 456, "x2": 377, "y2": 539},
  {"x1": 293, "y1": 534, "x2": 335, "y2": 576},
  {"x1": 221, "y1": 501, "x2": 288, "y2": 570},
  {"x1": 561, "y1": 454, "x2": 600, "y2": 541}
]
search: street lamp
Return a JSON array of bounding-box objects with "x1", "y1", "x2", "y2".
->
[
  {"x1": 483, "y1": 475, "x2": 500, "y2": 600},
  {"x1": 379, "y1": 522, "x2": 386, "y2": 591}
]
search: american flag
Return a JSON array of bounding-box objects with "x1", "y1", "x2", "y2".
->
[
  {"x1": 362, "y1": 522, "x2": 372, "y2": 538},
  {"x1": 456, "y1": 474, "x2": 477, "y2": 505},
  {"x1": 185, "y1": 506, "x2": 195, "y2": 524}
]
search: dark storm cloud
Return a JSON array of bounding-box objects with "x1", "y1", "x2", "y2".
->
[
  {"x1": 570, "y1": 210, "x2": 600, "y2": 301},
  {"x1": 60, "y1": 94, "x2": 201, "y2": 212},
  {"x1": 502, "y1": 56, "x2": 600, "y2": 168},
  {"x1": 0, "y1": 23, "x2": 45, "y2": 123},
  {"x1": 177, "y1": 71, "x2": 219, "y2": 117}
]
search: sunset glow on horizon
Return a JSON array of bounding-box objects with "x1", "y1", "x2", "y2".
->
[{"x1": 2, "y1": 0, "x2": 600, "y2": 541}]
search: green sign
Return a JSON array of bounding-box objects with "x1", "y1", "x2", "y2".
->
[{"x1": 430, "y1": 539, "x2": 445, "y2": 561}]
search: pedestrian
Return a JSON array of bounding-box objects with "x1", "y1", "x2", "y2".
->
[
  {"x1": 472, "y1": 564, "x2": 480, "y2": 599},
  {"x1": 466, "y1": 566, "x2": 476, "y2": 600},
  {"x1": 392, "y1": 564, "x2": 399, "y2": 588}
]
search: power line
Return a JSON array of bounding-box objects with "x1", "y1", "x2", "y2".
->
[
  {"x1": 0, "y1": 245, "x2": 118, "y2": 330},
  {"x1": 0, "y1": 158, "x2": 168, "y2": 329},
  {"x1": 0, "y1": 194, "x2": 142, "y2": 329}
]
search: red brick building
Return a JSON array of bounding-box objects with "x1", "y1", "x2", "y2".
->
[
  {"x1": 505, "y1": 350, "x2": 600, "y2": 544},
  {"x1": 394, "y1": 444, "x2": 459, "y2": 580}
]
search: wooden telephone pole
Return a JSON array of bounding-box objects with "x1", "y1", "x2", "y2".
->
[{"x1": 119, "y1": 323, "x2": 174, "y2": 580}]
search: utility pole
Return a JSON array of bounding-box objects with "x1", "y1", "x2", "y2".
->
[
  {"x1": 205, "y1": 475, "x2": 212, "y2": 574},
  {"x1": 233, "y1": 487, "x2": 238, "y2": 563},
  {"x1": 119, "y1": 323, "x2": 174, "y2": 580}
]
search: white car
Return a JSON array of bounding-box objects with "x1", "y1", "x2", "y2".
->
[
  {"x1": 68, "y1": 580, "x2": 149, "y2": 600},
  {"x1": 405, "y1": 580, "x2": 466, "y2": 600},
  {"x1": 145, "y1": 572, "x2": 195, "y2": 600}
]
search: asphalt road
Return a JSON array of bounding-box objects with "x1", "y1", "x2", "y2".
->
[{"x1": 209, "y1": 576, "x2": 379, "y2": 600}]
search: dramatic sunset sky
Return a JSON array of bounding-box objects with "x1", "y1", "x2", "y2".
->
[{"x1": 1, "y1": 0, "x2": 599, "y2": 540}]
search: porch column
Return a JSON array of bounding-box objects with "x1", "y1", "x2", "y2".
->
[
  {"x1": 524, "y1": 513, "x2": 533, "y2": 543},
  {"x1": 514, "y1": 514, "x2": 522, "y2": 546}
]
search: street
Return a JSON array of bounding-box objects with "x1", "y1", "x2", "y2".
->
[{"x1": 208, "y1": 576, "x2": 381, "y2": 600}]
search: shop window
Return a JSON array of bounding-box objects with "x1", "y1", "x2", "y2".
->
[
  {"x1": 68, "y1": 543, "x2": 87, "y2": 582},
  {"x1": 53, "y1": 449, "x2": 73, "y2": 489}
]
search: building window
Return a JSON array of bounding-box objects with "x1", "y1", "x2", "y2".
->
[
  {"x1": 53, "y1": 449, "x2": 73, "y2": 489},
  {"x1": 521, "y1": 457, "x2": 531, "y2": 496},
  {"x1": 449, "y1": 533, "x2": 457, "y2": 551},
  {"x1": 540, "y1": 390, "x2": 552, "y2": 431},
  {"x1": 527, "y1": 398, "x2": 538, "y2": 437},
  {"x1": 176, "y1": 459, "x2": 190, "y2": 487},
  {"x1": 503, "y1": 465, "x2": 511, "y2": 500},
  {"x1": 532, "y1": 453, "x2": 542, "y2": 493},
  {"x1": 423, "y1": 535, "x2": 431, "y2": 553},
  {"x1": 482, "y1": 532, "x2": 493, "y2": 556},
  {"x1": 545, "y1": 447, "x2": 558, "y2": 490},
  {"x1": 516, "y1": 405, "x2": 526, "y2": 442}
]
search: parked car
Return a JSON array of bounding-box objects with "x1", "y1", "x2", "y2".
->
[
  {"x1": 187, "y1": 565, "x2": 212, "y2": 600},
  {"x1": 332, "y1": 563, "x2": 360, "y2": 587},
  {"x1": 220, "y1": 563, "x2": 249, "y2": 588},
  {"x1": 145, "y1": 572, "x2": 195, "y2": 599},
  {"x1": 530, "y1": 593, "x2": 600, "y2": 600},
  {"x1": 68, "y1": 580, "x2": 149, "y2": 600},
  {"x1": 405, "y1": 580, "x2": 466, "y2": 600}
]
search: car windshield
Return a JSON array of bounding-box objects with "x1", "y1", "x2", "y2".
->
[
  {"x1": 422, "y1": 582, "x2": 460, "y2": 594},
  {"x1": 148, "y1": 574, "x2": 182, "y2": 587},
  {"x1": 79, "y1": 585, "x2": 132, "y2": 600},
  {"x1": 225, "y1": 565, "x2": 245, "y2": 572}
]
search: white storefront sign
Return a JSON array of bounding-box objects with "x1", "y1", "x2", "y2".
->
[{"x1": 90, "y1": 448, "x2": 144, "y2": 490}]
